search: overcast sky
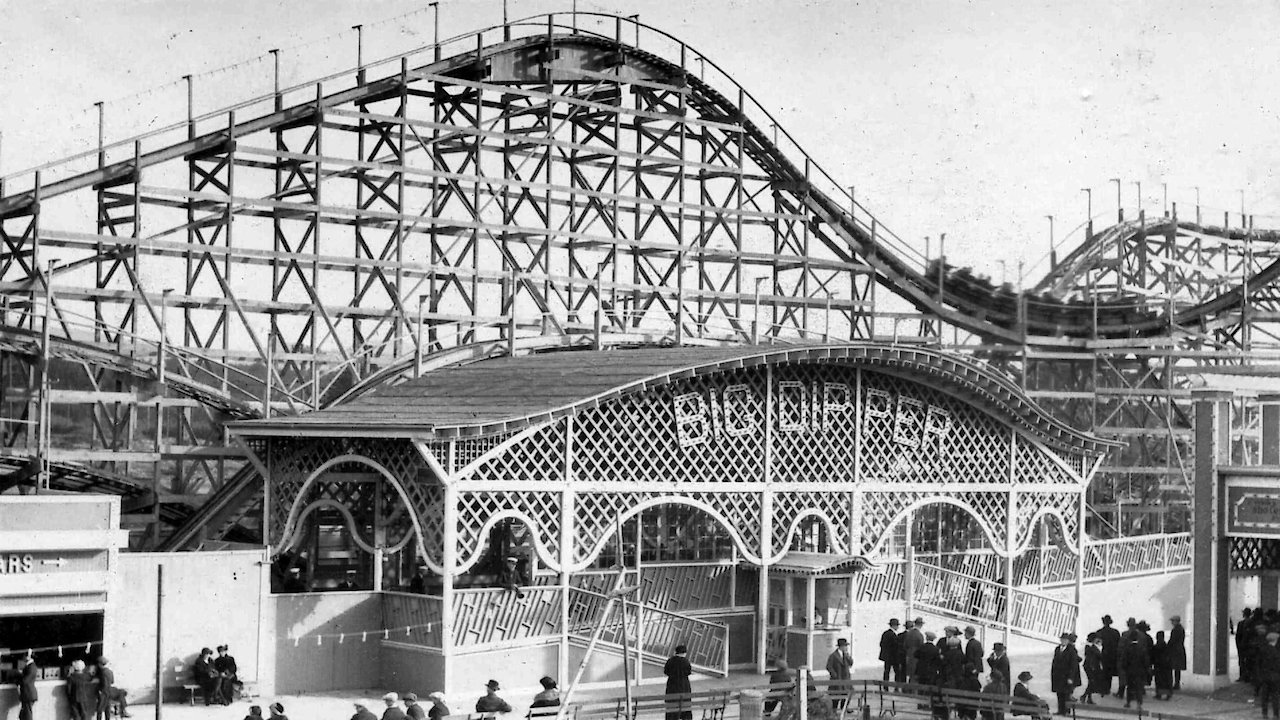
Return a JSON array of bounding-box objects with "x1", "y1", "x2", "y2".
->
[{"x1": 2, "y1": 0, "x2": 1278, "y2": 282}]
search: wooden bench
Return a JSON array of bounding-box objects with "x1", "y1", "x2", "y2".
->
[{"x1": 630, "y1": 690, "x2": 729, "y2": 720}]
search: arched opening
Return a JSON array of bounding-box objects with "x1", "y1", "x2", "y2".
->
[{"x1": 274, "y1": 455, "x2": 428, "y2": 593}]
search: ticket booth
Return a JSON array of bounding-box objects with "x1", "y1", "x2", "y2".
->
[
  {"x1": 763, "y1": 553, "x2": 869, "y2": 672},
  {"x1": 0, "y1": 495, "x2": 129, "y2": 720}
]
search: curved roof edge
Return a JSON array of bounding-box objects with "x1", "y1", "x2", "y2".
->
[{"x1": 232, "y1": 343, "x2": 1120, "y2": 457}]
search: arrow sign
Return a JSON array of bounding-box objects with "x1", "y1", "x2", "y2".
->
[{"x1": 40, "y1": 557, "x2": 67, "y2": 567}]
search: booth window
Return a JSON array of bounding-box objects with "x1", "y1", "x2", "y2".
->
[{"x1": 0, "y1": 612, "x2": 103, "y2": 682}]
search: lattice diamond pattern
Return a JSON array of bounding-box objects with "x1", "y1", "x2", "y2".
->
[
  {"x1": 572, "y1": 491, "x2": 763, "y2": 567},
  {"x1": 1015, "y1": 436, "x2": 1079, "y2": 485},
  {"x1": 464, "y1": 423, "x2": 565, "y2": 485},
  {"x1": 266, "y1": 436, "x2": 437, "y2": 560},
  {"x1": 860, "y1": 371, "x2": 1010, "y2": 485},
  {"x1": 952, "y1": 491, "x2": 1007, "y2": 548},
  {"x1": 770, "y1": 490, "x2": 853, "y2": 556},
  {"x1": 1231, "y1": 537, "x2": 1280, "y2": 571},
  {"x1": 456, "y1": 490, "x2": 562, "y2": 572},
  {"x1": 572, "y1": 369, "x2": 766, "y2": 485},
  {"x1": 770, "y1": 364, "x2": 858, "y2": 483},
  {"x1": 858, "y1": 490, "x2": 938, "y2": 555},
  {"x1": 1014, "y1": 491, "x2": 1081, "y2": 551}
]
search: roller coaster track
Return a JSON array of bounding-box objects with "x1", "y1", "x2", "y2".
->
[{"x1": 2, "y1": 12, "x2": 1273, "y2": 545}]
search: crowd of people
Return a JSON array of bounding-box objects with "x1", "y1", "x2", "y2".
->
[
  {"x1": 14, "y1": 654, "x2": 131, "y2": 720},
  {"x1": 1235, "y1": 608, "x2": 1280, "y2": 718},
  {"x1": 871, "y1": 613, "x2": 1185, "y2": 717}
]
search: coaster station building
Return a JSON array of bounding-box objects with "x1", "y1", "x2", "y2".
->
[{"x1": 232, "y1": 344, "x2": 1117, "y2": 691}]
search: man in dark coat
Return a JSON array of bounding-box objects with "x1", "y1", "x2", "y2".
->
[
  {"x1": 903, "y1": 618, "x2": 926, "y2": 684},
  {"x1": 193, "y1": 647, "x2": 224, "y2": 706},
  {"x1": 914, "y1": 632, "x2": 942, "y2": 688},
  {"x1": 964, "y1": 627, "x2": 984, "y2": 678},
  {"x1": 383, "y1": 692, "x2": 408, "y2": 720},
  {"x1": 1050, "y1": 633, "x2": 1081, "y2": 716},
  {"x1": 880, "y1": 618, "x2": 902, "y2": 682},
  {"x1": 1239, "y1": 608, "x2": 1257, "y2": 683},
  {"x1": 213, "y1": 645, "x2": 239, "y2": 705},
  {"x1": 96, "y1": 657, "x2": 131, "y2": 719},
  {"x1": 1120, "y1": 636, "x2": 1150, "y2": 710},
  {"x1": 664, "y1": 645, "x2": 693, "y2": 720},
  {"x1": 987, "y1": 643, "x2": 1011, "y2": 694},
  {"x1": 1167, "y1": 616, "x2": 1186, "y2": 690},
  {"x1": 1095, "y1": 615, "x2": 1120, "y2": 696},
  {"x1": 1259, "y1": 631, "x2": 1280, "y2": 719},
  {"x1": 18, "y1": 656, "x2": 38, "y2": 720},
  {"x1": 826, "y1": 638, "x2": 853, "y2": 709},
  {"x1": 66, "y1": 660, "x2": 97, "y2": 720}
]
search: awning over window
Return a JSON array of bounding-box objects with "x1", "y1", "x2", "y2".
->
[{"x1": 765, "y1": 552, "x2": 877, "y2": 575}]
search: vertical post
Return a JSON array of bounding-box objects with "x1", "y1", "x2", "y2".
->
[
  {"x1": 95, "y1": 101, "x2": 105, "y2": 167},
  {"x1": 38, "y1": 256, "x2": 56, "y2": 492},
  {"x1": 441, "y1": 442, "x2": 458, "y2": 692},
  {"x1": 155, "y1": 564, "x2": 164, "y2": 715},
  {"x1": 431, "y1": 3, "x2": 441, "y2": 60},
  {"x1": 184, "y1": 75, "x2": 194, "y2": 140},
  {"x1": 559, "y1": 417, "x2": 575, "y2": 687},
  {"x1": 757, "y1": 365, "x2": 774, "y2": 673},
  {"x1": 1046, "y1": 215, "x2": 1056, "y2": 269},
  {"x1": 1111, "y1": 178, "x2": 1123, "y2": 222},
  {"x1": 1082, "y1": 188, "x2": 1093, "y2": 241},
  {"x1": 1261, "y1": 393, "x2": 1280, "y2": 466},
  {"x1": 1195, "y1": 186, "x2": 1201, "y2": 226},
  {"x1": 353, "y1": 24, "x2": 365, "y2": 84},
  {"x1": 415, "y1": 295, "x2": 427, "y2": 378},
  {"x1": 269, "y1": 50, "x2": 281, "y2": 111},
  {"x1": 502, "y1": 0, "x2": 510, "y2": 40},
  {"x1": 1189, "y1": 388, "x2": 1232, "y2": 686}
]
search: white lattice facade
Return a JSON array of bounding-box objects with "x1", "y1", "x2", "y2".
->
[
  {"x1": 237, "y1": 345, "x2": 1112, "y2": 682},
  {"x1": 249, "y1": 347, "x2": 1107, "y2": 575}
]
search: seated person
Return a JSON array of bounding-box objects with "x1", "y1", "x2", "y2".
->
[
  {"x1": 213, "y1": 645, "x2": 240, "y2": 704},
  {"x1": 193, "y1": 648, "x2": 224, "y2": 706}
]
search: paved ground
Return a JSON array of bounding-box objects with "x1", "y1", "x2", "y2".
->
[{"x1": 111, "y1": 650, "x2": 1263, "y2": 720}]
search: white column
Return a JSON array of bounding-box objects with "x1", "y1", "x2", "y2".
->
[
  {"x1": 559, "y1": 418, "x2": 574, "y2": 687},
  {"x1": 757, "y1": 365, "x2": 774, "y2": 672},
  {"x1": 441, "y1": 441, "x2": 458, "y2": 693}
]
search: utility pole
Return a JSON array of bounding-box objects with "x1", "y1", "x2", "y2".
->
[
  {"x1": 1110, "y1": 178, "x2": 1123, "y2": 222},
  {"x1": 1081, "y1": 188, "x2": 1093, "y2": 240}
]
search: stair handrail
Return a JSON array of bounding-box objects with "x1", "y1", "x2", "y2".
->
[{"x1": 567, "y1": 586, "x2": 728, "y2": 676}]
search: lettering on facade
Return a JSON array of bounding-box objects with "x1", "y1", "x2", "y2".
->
[
  {"x1": 1227, "y1": 485, "x2": 1280, "y2": 536},
  {"x1": 672, "y1": 381, "x2": 951, "y2": 451},
  {"x1": 0, "y1": 554, "x2": 34, "y2": 573}
]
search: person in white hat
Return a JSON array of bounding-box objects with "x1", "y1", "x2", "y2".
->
[
  {"x1": 381, "y1": 693, "x2": 406, "y2": 720},
  {"x1": 426, "y1": 692, "x2": 450, "y2": 720}
]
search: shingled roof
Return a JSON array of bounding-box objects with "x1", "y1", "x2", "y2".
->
[{"x1": 230, "y1": 343, "x2": 1119, "y2": 455}]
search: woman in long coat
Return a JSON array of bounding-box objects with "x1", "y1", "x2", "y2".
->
[
  {"x1": 664, "y1": 645, "x2": 693, "y2": 720},
  {"x1": 1152, "y1": 632, "x2": 1174, "y2": 700},
  {"x1": 1082, "y1": 633, "x2": 1103, "y2": 705}
]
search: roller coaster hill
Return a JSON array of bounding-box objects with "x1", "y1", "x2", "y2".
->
[{"x1": 0, "y1": 12, "x2": 1271, "y2": 568}]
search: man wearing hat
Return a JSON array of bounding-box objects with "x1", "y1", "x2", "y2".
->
[
  {"x1": 476, "y1": 680, "x2": 512, "y2": 714},
  {"x1": 95, "y1": 656, "x2": 131, "y2": 719},
  {"x1": 214, "y1": 645, "x2": 240, "y2": 705},
  {"x1": 1259, "y1": 631, "x2": 1280, "y2": 718},
  {"x1": 403, "y1": 693, "x2": 425, "y2": 720},
  {"x1": 497, "y1": 557, "x2": 526, "y2": 599},
  {"x1": 18, "y1": 655, "x2": 38, "y2": 720},
  {"x1": 351, "y1": 702, "x2": 377, "y2": 720},
  {"x1": 530, "y1": 676, "x2": 560, "y2": 711},
  {"x1": 1050, "y1": 633, "x2": 1081, "y2": 716},
  {"x1": 826, "y1": 638, "x2": 853, "y2": 709},
  {"x1": 879, "y1": 619, "x2": 902, "y2": 682},
  {"x1": 426, "y1": 692, "x2": 450, "y2": 720},
  {"x1": 963, "y1": 626, "x2": 984, "y2": 677},
  {"x1": 193, "y1": 647, "x2": 224, "y2": 706},
  {"x1": 987, "y1": 643, "x2": 1010, "y2": 692},
  {"x1": 1012, "y1": 671, "x2": 1047, "y2": 717},
  {"x1": 1095, "y1": 615, "x2": 1120, "y2": 696},
  {"x1": 381, "y1": 693, "x2": 406, "y2": 720},
  {"x1": 902, "y1": 618, "x2": 925, "y2": 684}
]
